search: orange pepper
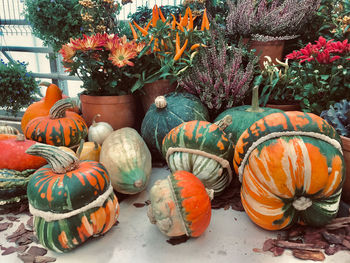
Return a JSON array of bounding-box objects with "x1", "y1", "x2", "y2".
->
[
  {"x1": 129, "y1": 22, "x2": 138, "y2": 40},
  {"x1": 181, "y1": 8, "x2": 189, "y2": 27},
  {"x1": 175, "y1": 32, "x2": 180, "y2": 54},
  {"x1": 158, "y1": 7, "x2": 166, "y2": 23},
  {"x1": 144, "y1": 20, "x2": 151, "y2": 32},
  {"x1": 190, "y1": 43, "x2": 207, "y2": 50},
  {"x1": 133, "y1": 21, "x2": 148, "y2": 36},
  {"x1": 171, "y1": 14, "x2": 177, "y2": 30},
  {"x1": 201, "y1": 9, "x2": 209, "y2": 31},
  {"x1": 188, "y1": 8, "x2": 193, "y2": 31},
  {"x1": 174, "y1": 39, "x2": 188, "y2": 61},
  {"x1": 176, "y1": 21, "x2": 184, "y2": 32},
  {"x1": 152, "y1": 5, "x2": 159, "y2": 27}
]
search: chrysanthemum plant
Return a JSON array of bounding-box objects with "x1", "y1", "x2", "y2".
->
[
  {"x1": 129, "y1": 5, "x2": 211, "y2": 91},
  {"x1": 286, "y1": 36, "x2": 350, "y2": 115}
]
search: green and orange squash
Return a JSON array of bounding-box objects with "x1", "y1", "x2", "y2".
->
[
  {"x1": 214, "y1": 86, "x2": 282, "y2": 146},
  {"x1": 141, "y1": 92, "x2": 209, "y2": 157},
  {"x1": 235, "y1": 111, "x2": 345, "y2": 230},
  {"x1": 162, "y1": 116, "x2": 234, "y2": 195},
  {"x1": 24, "y1": 98, "x2": 88, "y2": 148},
  {"x1": 147, "y1": 170, "x2": 212, "y2": 237},
  {"x1": 26, "y1": 143, "x2": 119, "y2": 252},
  {"x1": 100, "y1": 128, "x2": 152, "y2": 194},
  {"x1": 76, "y1": 139, "x2": 101, "y2": 162}
]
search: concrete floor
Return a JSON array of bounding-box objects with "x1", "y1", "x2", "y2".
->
[{"x1": 1, "y1": 168, "x2": 349, "y2": 263}]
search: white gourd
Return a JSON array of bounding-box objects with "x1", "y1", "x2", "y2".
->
[{"x1": 88, "y1": 114, "x2": 113, "y2": 145}]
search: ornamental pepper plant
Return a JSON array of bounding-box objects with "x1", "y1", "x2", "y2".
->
[
  {"x1": 286, "y1": 36, "x2": 350, "y2": 115},
  {"x1": 129, "y1": 5, "x2": 211, "y2": 90}
]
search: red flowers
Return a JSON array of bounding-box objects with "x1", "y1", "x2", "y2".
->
[{"x1": 286, "y1": 36, "x2": 350, "y2": 64}]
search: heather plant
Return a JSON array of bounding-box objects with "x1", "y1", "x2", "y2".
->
[
  {"x1": 226, "y1": 0, "x2": 320, "y2": 41},
  {"x1": 177, "y1": 32, "x2": 258, "y2": 117}
]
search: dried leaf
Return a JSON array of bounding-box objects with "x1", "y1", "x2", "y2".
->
[
  {"x1": 321, "y1": 231, "x2": 344, "y2": 244},
  {"x1": 252, "y1": 248, "x2": 262, "y2": 253},
  {"x1": 324, "y1": 245, "x2": 341, "y2": 255},
  {"x1": 26, "y1": 217, "x2": 34, "y2": 230},
  {"x1": 17, "y1": 245, "x2": 29, "y2": 254},
  {"x1": 18, "y1": 253, "x2": 35, "y2": 263},
  {"x1": 133, "y1": 203, "x2": 146, "y2": 208},
  {"x1": 0, "y1": 216, "x2": 4, "y2": 221},
  {"x1": 15, "y1": 233, "x2": 34, "y2": 246},
  {"x1": 166, "y1": 235, "x2": 190, "y2": 245},
  {"x1": 2, "y1": 246, "x2": 17, "y2": 255},
  {"x1": 271, "y1": 246, "x2": 284, "y2": 256},
  {"x1": 7, "y1": 216, "x2": 19, "y2": 222},
  {"x1": 27, "y1": 246, "x2": 47, "y2": 257},
  {"x1": 263, "y1": 239, "x2": 275, "y2": 252},
  {"x1": 292, "y1": 249, "x2": 325, "y2": 261},
  {"x1": 34, "y1": 255, "x2": 57, "y2": 263},
  {"x1": 0, "y1": 222, "x2": 13, "y2": 231},
  {"x1": 275, "y1": 240, "x2": 320, "y2": 251},
  {"x1": 342, "y1": 239, "x2": 350, "y2": 249}
]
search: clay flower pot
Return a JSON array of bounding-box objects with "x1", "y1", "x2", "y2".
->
[
  {"x1": 140, "y1": 79, "x2": 177, "y2": 112},
  {"x1": 341, "y1": 136, "x2": 350, "y2": 203},
  {"x1": 265, "y1": 103, "x2": 301, "y2": 111},
  {"x1": 80, "y1": 94, "x2": 137, "y2": 130}
]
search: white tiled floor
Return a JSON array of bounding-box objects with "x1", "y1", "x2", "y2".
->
[{"x1": 1, "y1": 168, "x2": 349, "y2": 263}]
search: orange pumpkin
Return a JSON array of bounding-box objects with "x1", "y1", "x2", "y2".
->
[
  {"x1": 24, "y1": 98, "x2": 88, "y2": 148},
  {"x1": 21, "y1": 82, "x2": 64, "y2": 132},
  {"x1": 147, "y1": 170, "x2": 212, "y2": 237}
]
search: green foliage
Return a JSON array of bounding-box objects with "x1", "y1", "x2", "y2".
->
[
  {"x1": 321, "y1": 100, "x2": 350, "y2": 137},
  {"x1": 0, "y1": 60, "x2": 41, "y2": 116},
  {"x1": 24, "y1": 0, "x2": 84, "y2": 53}
]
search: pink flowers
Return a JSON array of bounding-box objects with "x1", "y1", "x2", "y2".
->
[{"x1": 286, "y1": 36, "x2": 350, "y2": 64}]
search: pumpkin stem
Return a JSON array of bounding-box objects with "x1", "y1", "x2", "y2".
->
[
  {"x1": 247, "y1": 86, "x2": 264, "y2": 113},
  {"x1": 92, "y1": 114, "x2": 101, "y2": 126},
  {"x1": 205, "y1": 188, "x2": 214, "y2": 200},
  {"x1": 155, "y1": 96, "x2": 167, "y2": 109},
  {"x1": 76, "y1": 139, "x2": 85, "y2": 159},
  {"x1": 93, "y1": 141, "x2": 99, "y2": 150},
  {"x1": 25, "y1": 143, "x2": 79, "y2": 174},
  {"x1": 49, "y1": 98, "x2": 76, "y2": 119},
  {"x1": 16, "y1": 133, "x2": 26, "y2": 141},
  {"x1": 214, "y1": 115, "x2": 232, "y2": 131}
]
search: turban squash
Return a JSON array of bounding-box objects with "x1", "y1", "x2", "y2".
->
[
  {"x1": 24, "y1": 98, "x2": 88, "y2": 148},
  {"x1": 26, "y1": 144, "x2": 119, "y2": 252},
  {"x1": 235, "y1": 111, "x2": 345, "y2": 230},
  {"x1": 147, "y1": 170, "x2": 212, "y2": 237},
  {"x1": 162, "y1": 117, "x2": 234, "y2": 195}
]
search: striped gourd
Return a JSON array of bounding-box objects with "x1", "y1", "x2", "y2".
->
[
  {"x1": 0, "y1": 169, "x2": 35, "y2": 214},
  {"x1": 24, "y1": 98, "x2": 88, "y2": 148},
  {"x1": 162, "y1": 117, "x2": 234, "y2": 195},
  {"x1": 148, "y1": 170, "x2": 212, "y2": 237},
  {"x1": 100, "y1": 128, "x2": 152, "y2": 194},
  {"x1": 0, "y1": 125, "x2": 20, "y2": 135},
  {"x1": 141, "y1": 92, "x2": 209, "y2": 157},
  {"x1": 235, "y1": 111, "x2": 345, "y2": 230},
  {"x1": 26, "y1": 144, "x2": 119, "y2": 252},
  {"x1": 214, "y1": 87, "x2": 282, "y2": 146}
]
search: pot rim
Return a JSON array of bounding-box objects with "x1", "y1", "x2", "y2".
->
[{"x1": 80, "y1": 94, "x2": 134, "y2": 104}]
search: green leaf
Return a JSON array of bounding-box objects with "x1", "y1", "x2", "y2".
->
[{"x1": 320, "y1": 75, "x2": 330, "y2": 80}]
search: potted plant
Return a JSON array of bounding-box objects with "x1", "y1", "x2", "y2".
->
[
  {"x1": 226, "y1": 0, "x2": 320, "y2": 68},
  {"x1": 177, "y1": 31, "x2": 258, "y2": 119},
  {"x1": 320, "y1": 100, "x2": 350, "y2": 203},
  {"x1": 285, "y1": 36, "x2": 350, "y2": 115},
  {"x1": 254, "y1": 56, "x2": 300, "y2": 111},
  {"x1": 0, "y1": 59, "x2": 41, "y2": 116},
  {"x1": 130, "y1": 5, "x2": 211, "y2": 112}
]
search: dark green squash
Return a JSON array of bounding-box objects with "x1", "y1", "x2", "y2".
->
[
  {"x1": 214, "y1": 86, "x2": 282, "y2": 146},
  {"x1": 141, "y1": 92, "x2": 209, "y2": 157}
]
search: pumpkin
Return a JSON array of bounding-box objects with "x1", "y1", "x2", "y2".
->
[
  {"x1": 0, "y1": 134, "x2": 47, "y2": 171},
  {"x1": 214, "y1": 86, "x2": 282, "y2": 146},
  {"x1": 21, "y1": 82, "x2": 64, "y2": 132},
  {"x1": 235, "y1": 111, "x2": 345, "y2": 230},
  {"x1": 76, "y1": 139, "x2": 101, "y2": 162},
  {"x1": 141, "y1": 92, "x2": 209, "y2": 157},
  {"x1": 0, "y1": 125, "x2": 20, "y2": 135},
  {"x1": 100, "y1": 128, "x2": 152, "y2": 194},
  {"x1": 24, "y1": 98, "x2": 88, "y2": 148},
  {"x1": 88, "y1": 114, "x2": 113, "y2": 145},
  {"x1": 162, "y1": 116, "x2": 234, "y2": 195},
  {"x1": 0, "y1": 134, "x2": 17, "y2": 141},
  {"x1": 25, "y1": 143, "x2": 119, "y2": 252},
  {"x1": 147, "y1": 170, "x2": 212, "y2": 237}
]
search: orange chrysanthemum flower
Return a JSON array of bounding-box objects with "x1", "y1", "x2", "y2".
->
[
  {"x1": 109, "y1": 45, "x2": 137, "y2": 68},
  {"x1": 59, "y1": 43, "x2": 76, "y2": 62},
  {"x1": 71, "y1": 34, "x2": 105, "y2": 51}
]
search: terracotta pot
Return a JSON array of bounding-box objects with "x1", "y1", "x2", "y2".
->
[
  {"x1": 341, "y1": 136, "x2": 350, "y2": 203},
  {"x1": 140, "y1": 79, "x2": 177, "y2": 112},
  {"x1": 80, "y1": 94, "x2": 137, "y2": 130},
  {"x1": 265, "y1": 103, "x2": 301, "y2": 111},
  {"x1": 247, "y1": 40, "x2": 285, "y2": 69}
]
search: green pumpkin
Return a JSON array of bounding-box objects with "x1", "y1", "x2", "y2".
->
[
  {"x1": 141, "y1": 92, "x2": 209, "y2": 157},
  {"x1": 162, "y1": 117, "x2": 233, "y2": 195},
  {"x1": 214, "y1": 86, "x2": 282, "y2": 146},
  {"x1": 235, "y1": 111, "x2": 345, "y2": 230},
  {"x1": 100, "y1": 127, "x2": 152, "y2": 194},
  {"x1": 26, "y1": 144, "x2": 119, "y2": 252}
]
